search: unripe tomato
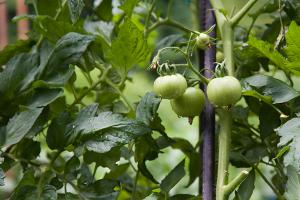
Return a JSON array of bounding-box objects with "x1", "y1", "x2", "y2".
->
[
  {"x1": 153, "y1": 74, "x2": 187, "y2": 99},
  {"x1": 170, "y1": 87, "x2": 205, "y2": 117},
  {"x1": 207, "y1": 76, "x2": 242, "y2": 106},
  {"x1": 196, "y1": 33, "x2": 210, "y2": 49},
  {"x1": 216, "y1": 51, "x2": 224, "y2": 63}
]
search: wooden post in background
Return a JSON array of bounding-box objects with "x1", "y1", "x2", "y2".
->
[
  {"x1": 16, "y1": 0, "x2": 28, "y2": 39},
  {"x1": 0, "y1": 0, "x2": 8, "y2": 49},
  {"x1": 199, "y1": 0, "x2": 216, "y2": 199}
]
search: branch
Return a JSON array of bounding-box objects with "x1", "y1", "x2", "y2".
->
[
  {"x1": 147, "y1": 18, "x2": 198, "y2": 35},
  {"x1": 223, "y1": 170, "x2": 250, "y2": 196},
  {"x1": 230, "y1": 0, "x2": 258, "y2": 27},
  {"x1": 69, "y1": 66, "x2": 111, "y2": 108},
  {"x1": 157, "y1": 47, "x2": 209, "y2": 84}
]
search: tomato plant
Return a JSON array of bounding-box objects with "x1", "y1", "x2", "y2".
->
[{"x1": 0, "y1": 0, "x2": 300, "y2": 200}]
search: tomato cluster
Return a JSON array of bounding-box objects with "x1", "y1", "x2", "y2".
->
[{"x1": 153, "y1": 73, "x2": 242, "y2": 121}]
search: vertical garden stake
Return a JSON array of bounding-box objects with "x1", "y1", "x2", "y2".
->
[{"x1": 199, "y1": 0, "x2": 216, "y2": 199}]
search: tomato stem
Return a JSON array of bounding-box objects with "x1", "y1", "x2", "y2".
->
[
  {"x1": 157, "y1": 47, "x2": 209, "y2": 84},
  {"x1": 229, "y1": 0, "x2": 258, "y2": 27},
  {"x1": 216, "y1": 108, "x2": 231, "y2": 200}
]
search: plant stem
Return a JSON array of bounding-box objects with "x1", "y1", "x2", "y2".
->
[
  {"x1": 69, "y1": 66, "x2": 111, "y2": 108},
  {"x1": 131, "y1": 170, "x2": 139, "y2": 200},
  {"x1": 230, "y1": 0, "x2": 258, "y2": 27},
  {"x1": 209, "y1": 0, "x2": 226, "y2": 34},
  {"x1": 223, "y1": 170, "x2": 249, "y2": 196},
  {"x1": 253, "y1": 165, "x2": 285, "y2": 200},
  {"x1": 157, "y1": 47, "x2": 209, "y2": 83},
  {"x1": 222, "y1": 22, "x2": 234, "y2": 76},
  {"x1": 144, "y1": 0, "x2": 157, "y2": 36},
  {"x1": 216, "y1": 108, "x2": 232, "y2": 200},
  {"x1": 147, "y1": 18, "x2": 198, "y2": 35},
  {"x1": 105, "y1": 78, "x2": 135, "y2": 113}
]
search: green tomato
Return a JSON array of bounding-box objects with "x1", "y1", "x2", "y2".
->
[
  {"x1": 207, "y1": 76, "x2": 242, "y2": 106},
  {"x1": 153, "y1": 74, "x2": 187, "y2": 99},
  {"x1": 170, "y1": 87, "x2": 205, "y2": 117},
  {"x1": 216, "y1": 51, "x2": 224, "y2": 63},
  {"x1": 196, "y1": 33, "x2": 210, "y2": 49}
]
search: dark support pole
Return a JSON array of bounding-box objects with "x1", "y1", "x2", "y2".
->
[{"x1": 199, "y1": 0, "x2": 216, "y2": 199}]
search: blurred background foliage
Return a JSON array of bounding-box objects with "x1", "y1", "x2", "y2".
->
[{"x1": 1, "y1": 0, "x2": 300, "y2": 199}]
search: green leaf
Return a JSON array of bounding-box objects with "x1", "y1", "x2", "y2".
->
[
  {"x1": 65, "y1": 156, "x2": 80, "y2": 181},
  {"x1": 78, "y1": 164, "x2": 94, "y2": 188},
  {"x1": 84, "y1": 21, "x2": 114, "y2": 44},
  {"x1": 68, "y1": 0, "x2": 85, "y2": 24},
  {"x1": 277, "y1": 117, "x2": 300, "y2": 171},
  {"x1": 13, "y1": 139, "x2": 41, "y2": 161},
  {"x1": 104, "y1": 163, "x2": 129, "y2": 179},
  {"x1": 84, "y1": 128, "x2": 145, "y2": 154},
  {"x1": 4, "y1": 108, "x2": 43, "y2": 147},
  {"x1": 285, "y1": 21, "x2": 300, "y2": 74},
  {"x1": 26, "y1": 89, "x2": 63, "y2": 108},
  {"x1": 161, "y1": 159, "x2": 186, "y2": 192},
  {"x1": 242, "y1": 90, "x2": 272, "y2": 105},
  {"x1": 259, "y1": 103, "x2": 281, "y2": 139},
  {"x1": 153, "y1": 34, "x2": 185, "y2": 56},
  {"x1": 170, "y1": 138, "x2": 198, "y2": 186},
  {"x1": 119, "y1": 0, "x2": 139, "y2": 17},
  {"x1": 234, "y1": 170, "x2": 255, "y2": 200},
  {"x1": 285, "y1": 22, "x2": 300, "y2": 62},
  {"x1": 40, "y1": 32, "x2": 94, "y2": 78},
  {"x1": 247, "y1": 36, "x2": 289, "y2": 71},
  {"x1": 108, "y1": 19, "x2": 149, "y2": 77},
  {"x1": 11, "y1": 185, "x2": 57, "y2": 200},
  {"x1": 33, "y1": 16, "x2": 85, "y2": 43},
  {"x1": 0, "y1": 127, "x2": 6, "y2": 147},
  {"x1": 75, "y1": 111, "x2": 151, "y2": 136},
  {"x1": 95, "y1": 0, "x2": 113, "y2": 21},
  {"x1": 284, "y1": 1, "x2": 300, "y2": 24},
  {"x1": 251, "y1": 0, "x2": 279, "y2": 16},
  {"x1": 243, "y1": 75, "x2": 299, "y2": 104},
  {"x1": 81, "y1": 179, "x2": 119, "y2": 200},
  {"x1": 37, "y1": 32, "x2": 94, "y2": 87},
  {"x1": 135, "y1": 135, "x2": 159, "y2": 183},
  {"x1": 57, "y1": 193, "x2": 80, "y2": 200},
  {"x1": 74, "y1": 103, "x2": 99, "y2": 123},
  {"x1": 285, "y1": 165, "x2": 300, "y2": 200},
  {"x1": 0, "y1": 168, "x2": 4, "y2": 186},
  {"x1": 169, "y1": 194, "x2": 200, "y2": 200},
  {"x1": 0, "y1": 53, "x2": 39, "y2": 106},
  {"x1": 84, "y1": 147, "x2": 120, "y2": 168},
  {"x1": 33, "y1": 0, "x2": 65, "y2": 18},
  {"x1": 46, "y1": 112, "x2": 76, "y2": 150},
  {"x1": 136, "y1": 92, "x2": 161, "y2": 126},
  {"x1": 0, "y1": 39, "x2": 33, "y2": 66}
]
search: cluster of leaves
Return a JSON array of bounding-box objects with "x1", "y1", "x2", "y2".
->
[{"x1": 0, "y1": 0, "x2": 202, "y2": 199}]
